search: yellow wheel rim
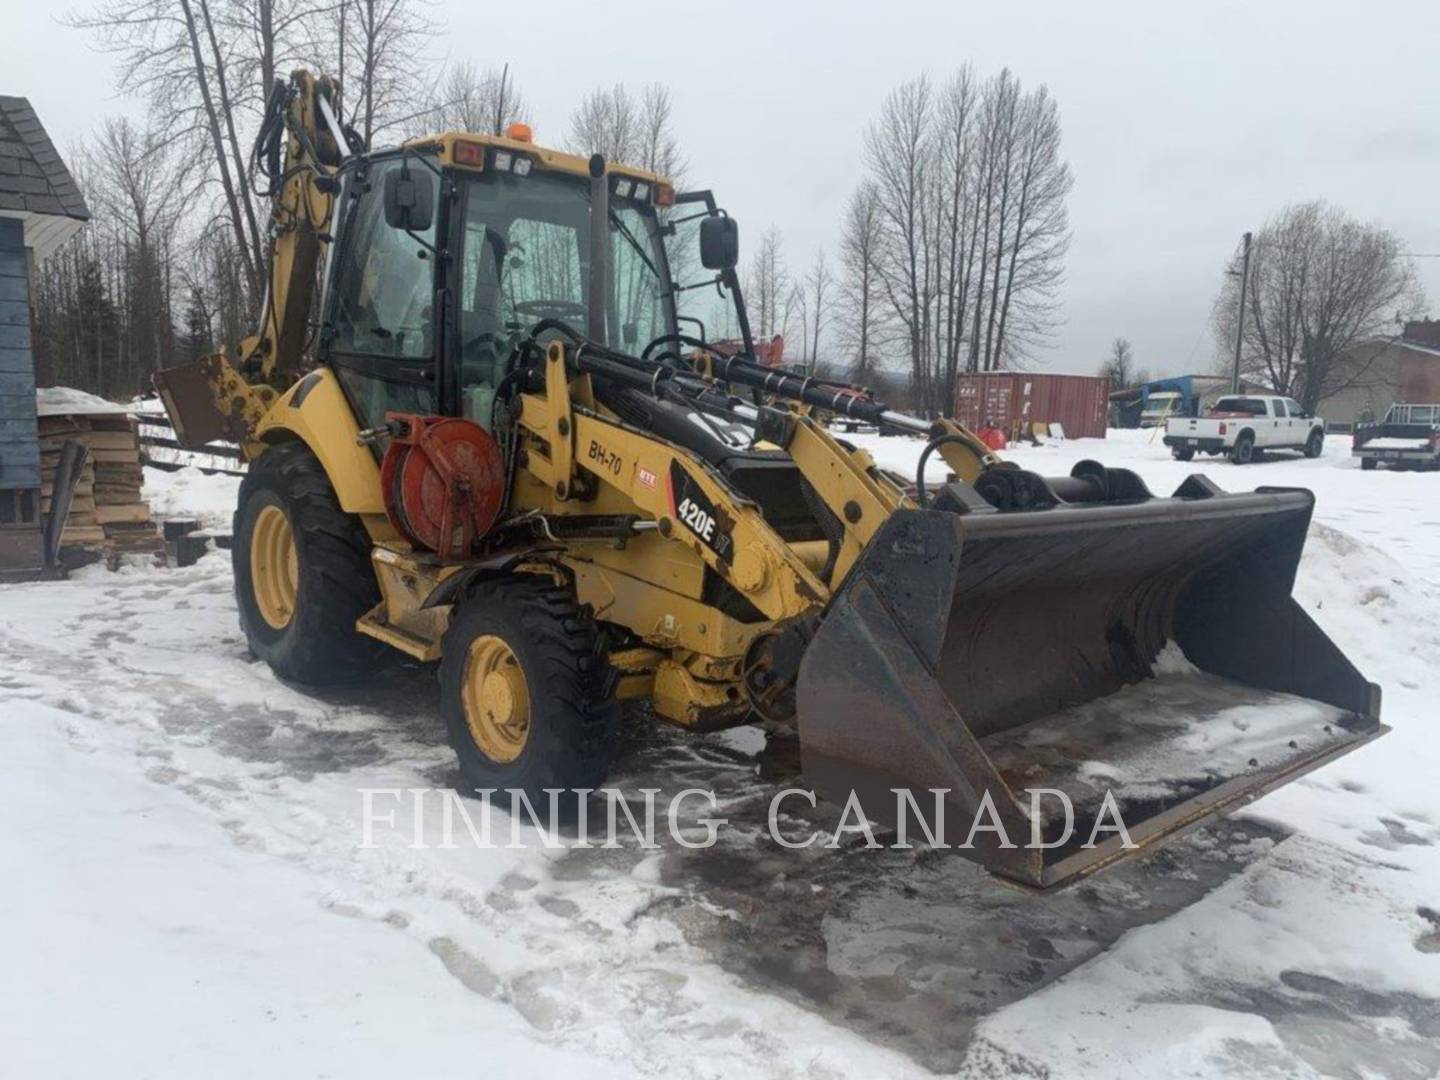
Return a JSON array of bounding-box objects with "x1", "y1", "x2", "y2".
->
[
  {"x1": 251, "y1": 504, "x2": 299, "y2": 631},
  {"x1": 462, "y1": 635, "x2": 531, "y2": 764}
]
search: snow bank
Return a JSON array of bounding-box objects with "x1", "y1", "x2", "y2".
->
[
  {"x1": 2, "y1": 426, "x2": 1438, "y2": 1078},
  {"x1": 142, "y1": 465, "x2": 242, "y2": 530},
  {"x1": 35, "y1": 385, "x2": 134, "y2": 416}
]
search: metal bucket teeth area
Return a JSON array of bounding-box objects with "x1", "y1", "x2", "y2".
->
[{"x1": 796, "y1": 493, "x2": 1384, "y2": 890}]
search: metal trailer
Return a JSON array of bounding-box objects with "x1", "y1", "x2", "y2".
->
[{"x1": 954, "y1": 372, "x2": 1111, "y2": 440}]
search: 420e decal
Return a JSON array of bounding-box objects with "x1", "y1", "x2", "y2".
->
[{"x1": 667, "y1": 461, "x2": 734, "y2": 562}]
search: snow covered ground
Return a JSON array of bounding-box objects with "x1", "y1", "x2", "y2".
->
[{"x1": 3, "y1": 430, "x2": 1439, "y2": 1078}]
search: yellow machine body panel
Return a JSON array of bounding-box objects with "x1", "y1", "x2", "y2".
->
[{"x1": 251, "y1": 368, "x2": 384, "y2": 515}]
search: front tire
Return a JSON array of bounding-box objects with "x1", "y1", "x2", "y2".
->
[
  {"x1": 1361, "y1": 457, "x2": 1378, "y2": 471},
  {"x1": 1304, "y1": 429, "x2": 1324, "y2": 458},
  {"x1": 233, "y1": 441, "x2": 388, "y2": 685},
  {"x1": 439, "y1": 576, "x2": 619, "y2": 807}
]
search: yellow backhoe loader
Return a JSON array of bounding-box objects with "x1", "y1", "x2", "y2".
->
[{"x1": 156, "y1": 70, "x2": 1385, "y2": 889}]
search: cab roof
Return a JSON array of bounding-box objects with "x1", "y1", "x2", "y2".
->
[{"x1": 402, "y1": 130, "x2": 673, "y2": 190}]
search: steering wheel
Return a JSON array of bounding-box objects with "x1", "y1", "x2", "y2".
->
[{"x1": 514, "y1": 299, "x2": 587, "y2": 321}]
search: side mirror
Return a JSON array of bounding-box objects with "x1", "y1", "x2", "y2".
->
[
  {"x1": 700, "y1": 215, "x2": 739, "y2": 271},
  {"x1": 384, "y1": 164, "x2": 434, "y2": 233}
]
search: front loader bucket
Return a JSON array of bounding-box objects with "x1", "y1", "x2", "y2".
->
[{"x1": 797, "y1": 478, "x2": 1385, "y2": 890}]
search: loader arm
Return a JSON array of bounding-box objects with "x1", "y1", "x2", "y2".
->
[
  {"x1": 517, "y1": 341, "x2": 993, "y2": 609},
  {"x1": 516, "y1": 344, "x2": 829, "y2": 621}
]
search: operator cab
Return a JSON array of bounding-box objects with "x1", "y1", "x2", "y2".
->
[
  {"x1": 314, "y1": 130, "x2": 820, "y2": 535},
  {"x1": 317, "y1": 131, "x2": 745, "y2": 434}
]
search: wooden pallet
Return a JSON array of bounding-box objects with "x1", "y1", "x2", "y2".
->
[{"x1": 38, "y1": 411, "x2": 162, "y2": 554}]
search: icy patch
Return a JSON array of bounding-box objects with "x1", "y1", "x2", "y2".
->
[{"x1": 710, "y1": 724, "x2": 767, "y2": 757}]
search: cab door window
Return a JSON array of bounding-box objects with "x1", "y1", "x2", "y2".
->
[{"x1": 328, "y1": 157, "x2": 440, "y2": 427}]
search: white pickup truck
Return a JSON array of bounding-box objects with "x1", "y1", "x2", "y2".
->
[
  {"x1": 1352, "y1": 403, "x2": 1440, "y2": 471},
  {"x1": 1163, "y1": 394, "x2": 1326, "y2": 465}
]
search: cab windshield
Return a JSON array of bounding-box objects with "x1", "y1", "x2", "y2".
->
[{"x1": 455, "y1": 169, "x2": 673, "y2": 362}]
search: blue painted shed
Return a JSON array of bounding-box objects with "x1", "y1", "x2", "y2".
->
[{"x1": 0, "y1": 96, "x2": 89, "y2": 579}]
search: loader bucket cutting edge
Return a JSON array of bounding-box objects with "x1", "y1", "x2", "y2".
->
[{"x1": 795, "y1": 485, "x2": 1385, "y2": 891}]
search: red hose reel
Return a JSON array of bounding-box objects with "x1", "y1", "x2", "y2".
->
[{"x1": 380, "y1": 414, "x2": 505, "y2": 560}]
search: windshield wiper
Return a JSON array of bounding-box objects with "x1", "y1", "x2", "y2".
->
[{"x1": 608, "y1": 210, "x2": 659, "y2": 280}]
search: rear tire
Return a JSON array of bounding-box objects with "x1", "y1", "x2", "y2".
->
[
  {"x1": 439, "y1": 576, "x2": 619, "y2": 808},
  {"x1": 1304, "y1": 429, "x2": 1324, "y2": 458},
  {"x1": 1361, "y1": 457, "x2": 1377, "y2": 471},
  {"x1": 233, "y1": 441, "x2": 388, "y2": 685},
  {"x1": 1171, "y1": 448, "x2": 1195, "y2": 462},
  {"x1": 1230, "y1": 433, "x2": 1255, "y2": 465}
]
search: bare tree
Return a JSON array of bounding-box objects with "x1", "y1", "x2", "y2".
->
[
  {"x1": 568, "y1": 83, "x2": 684, "y2": 179},
  {"x1": 67, "y1": 0, "x2": 268, "y2": 306},
  {"x1": 853, "y1": 66, "x2": 1072, "y2": 412},
  {"x1": 968, "y1": 68, "x2": 1018, "y2": 374},
  {"x1": 864, "y1": 75, "x2": 939, "y2": 412},
  {"x1": 81, "y1": 117, "x2": 192, "y2": 390},
  {"x1": 1213, "y1": 202, "x2": 1421, "y2": 411},
  {"x1": 635, "y1": 85, "x2": 684, "y2": 181},
  {"x1": 835, "y1": 182, "x2": 888, "y2": 380},
  {"x1": 333, "y1": 0, "x2": 436, "y2": 146},
  {"x1": 420, "y1": 60, "x2": 527, "y2": 136},
  {"x1": 786, "y1": 281, "x2": 807, "y2": 367},
  {"x1": 1101, "y1": 337, "x2": 1136, "y2": 387},
  {"x1": 223, "y1": 0, "x2": 323, "y2": 99},
  {"x1": 803, "y1": 251, "x2": 832, "y2": 370},
  {"x1": 570, "y1": 84, "x2": 634, "y2": 162},
  {"x1": 985, "y1": 82, "x2": 1071, "y2": 370},
  {"x1": 744, "y1": 228, "x2": 789, "y2": 342},
  {"x1": 933, "y1": 66, "x2": 980, "y2": 393}
]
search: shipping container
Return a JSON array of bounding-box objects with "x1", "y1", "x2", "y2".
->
[{"x1": 953, "y1": 372, "x2": 1111, "y2": 441}]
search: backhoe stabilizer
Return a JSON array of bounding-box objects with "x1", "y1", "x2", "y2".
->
[{"x1": 796, "y1": 483, "x2": 1385, "y2": 890}]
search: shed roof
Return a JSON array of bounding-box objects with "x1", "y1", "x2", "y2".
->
[{"x1": 0, "y1": 96, "x2": 90, "y2": 260}]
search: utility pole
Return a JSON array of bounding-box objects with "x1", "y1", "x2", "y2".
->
[{"x1": 1230, "y1": 231, "x2": 1252, "y2": 394}]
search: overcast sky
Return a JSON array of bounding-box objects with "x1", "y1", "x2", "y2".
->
[{"x1": 9, "y1": 0, "x2": 1439, "y2": 377}]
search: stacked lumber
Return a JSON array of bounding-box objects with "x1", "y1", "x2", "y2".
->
[{"x1": 38, "y1": 411, "x2": 163, "y2": 556}]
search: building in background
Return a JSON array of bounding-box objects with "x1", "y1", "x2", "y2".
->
[
  {"x1": 1316, "y1": 321, "x2": 1440, "y2": 430},
  {"x1": 0, "y1": 95, "x2": 91, "y2": 580}
]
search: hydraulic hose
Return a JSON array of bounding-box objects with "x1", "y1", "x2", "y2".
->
[{"x1": 915, "y1": 435, "x2": 974, "y2": 509}]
